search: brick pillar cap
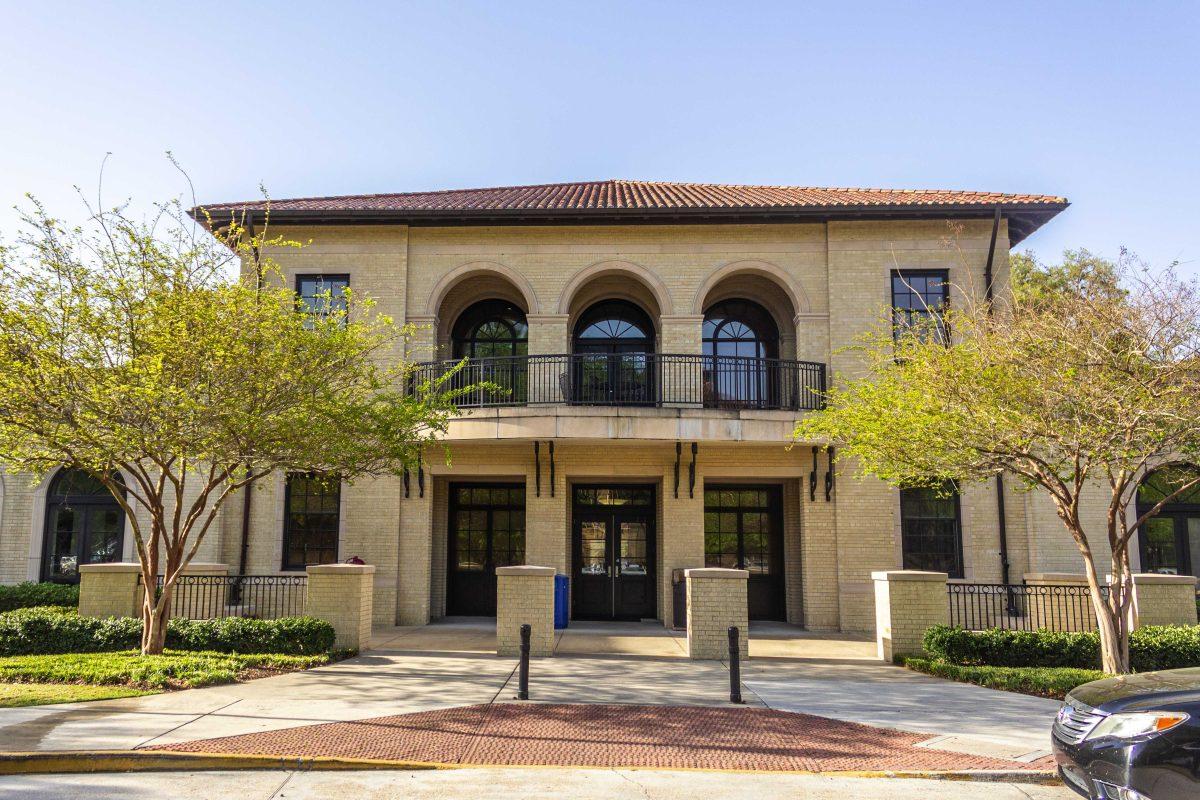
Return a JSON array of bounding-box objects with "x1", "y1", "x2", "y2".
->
[
  {"x1": 180, "y1": 562, "x2": 229, "y2": 572},
  {"x1": 871, "y1": 570, "x2": 948, "y2": 582},
  {"x1": 78, "y1": 563, "x2": 142, "y2": 573},
  {"x1": 307, "y1": 563, "x2": 376, "y2": 575},
  {"x1": 1023, "y1": 572, "x2": 1089, "y2": 583},
  {"x1": 685, "y1": 568, "x2": 748, "y2": 580},
  {"x1": 496, "y1": 565, "x2": 556, "y2": 576},
  {"x1": 1132, "y1": 573, "x2": 1199, "y2": 586}
]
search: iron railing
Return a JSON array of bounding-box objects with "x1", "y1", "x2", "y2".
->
[
  {"x1": 948, "y1": 582, "x2": 1106, "y2": 633},
  {"x1": 144, "y1": 574, "x2": 308, "y2": 620},
  {"x1": 410, "y1": 353, "x2": 826, "y2": 411}
]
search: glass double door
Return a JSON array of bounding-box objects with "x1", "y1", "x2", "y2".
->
[
  {"x1": 573, "y1": 503, "x2": 655, "y2": 620},
  {"x1": 1140, "y1": 513, "x2": 1200, "y2": 576}
]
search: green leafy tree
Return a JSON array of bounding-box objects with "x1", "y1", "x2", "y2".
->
[
  {"x1": 797, "y1": 252, "x2": 1200, "y2": 673},
  {"x1": 0, "y1": 185, "x2": 460, "y2": 654}
]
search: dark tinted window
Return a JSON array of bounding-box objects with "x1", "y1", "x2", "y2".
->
[
  {"x1": 892, "y1": 270, "x2": 948, "y2": 342},
  {"x1": 283, "y1": 474, "x2": 340, "y2": 570},
  {"x1": 900, "y1": 483, "x2": 963, "y2": 578},
  {"x1": 296, "y1": 275, "x2": 350, "y2": 326}
]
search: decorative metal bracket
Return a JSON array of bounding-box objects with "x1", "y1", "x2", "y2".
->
[
  {"x1": 548, "y1": 441, "x2": 555, "y2": 498},
  {"x1": 809, "y1": 446, "x2": 818, "y2": 502},
  {"x1": 417, "y1": 462, "x2": 425, "y2": 498},
  {"x1": 673, "y1": 441, "x2": 681, "y2": 499},
  {"x1": 402, "y1": 467, "x2": 410, "y2": 499},
  {"x1": 688, "y1": 442, "x2": 698, "y2": 499},
  {"x1": 533, "y1": 441, "x2": 541, "y2": 498},
  {"x1": 824, "y1": 446, "x2": 835, "y2": 502}
]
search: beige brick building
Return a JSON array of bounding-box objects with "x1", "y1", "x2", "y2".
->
[{"x1": 15, "y1": 179, "x2": 1171, "y2": 636}]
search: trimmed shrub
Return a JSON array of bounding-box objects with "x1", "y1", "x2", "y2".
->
[
  {"x1": 0, "y1": 582, "x2": 79, "y2": 612},
  {"x1": 0, "y1": 607, "x2": 335, "y2": 656},
  {"x1": 904, "y1": 657, "x2": 1106, "y2": 700},
  {"x1": 923, "y1": 624, "x2": 1200, "y2": 672}
]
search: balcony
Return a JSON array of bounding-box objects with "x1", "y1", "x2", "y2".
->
[{"x1": 411, "y1": 353, "x2": 826, "y2": 412}]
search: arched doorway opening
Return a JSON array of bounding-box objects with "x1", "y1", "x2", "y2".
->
[
  {"x1": 702, "y1": 299, "x2": 781, "y2": 408},
  {"x1": 41, "y1": 469, "x2": 126, "y2": 583},
  {"x1": 1138, "y1": 465, "x2": 1200, "y2": 576},
  {"x1": 571, "y1": 300, "x2": 656, "y2": 405},
  {"x1": 450, "y1": 299, "x2": 529, "y2": 404}
]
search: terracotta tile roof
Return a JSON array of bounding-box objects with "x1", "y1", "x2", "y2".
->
[{"x1": 195, "y1": 180, "x2": 1068, "y2": 243}]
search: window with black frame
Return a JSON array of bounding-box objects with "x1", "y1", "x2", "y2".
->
[
  {"x1": 283, "y1": 474, "x2": 340, "y2": 570},
  {"x1": 702, "y1": 299, "x2": 780, "y2": 408},
  {"x1": 451, "y1": 300, "x2": 528, "y2": 405},
  {"x1": 899, "y1": 482, "x2": 963, "y2": 578},
  {"x1": 41, "y1": 469, "x2": 126, "y2": 583},
  {"x1": 1137, "y1": 465, "x2": 1200, "y2": 576},
  {"x1": 296, "y1": 274, "x2": 350, "y2": 327},
  {"x1": 571, "y1": 300, "x2": 655, "y2": 405},
  {"x1": 891, "y1": 270, "x2": 949, "y2": 342}
]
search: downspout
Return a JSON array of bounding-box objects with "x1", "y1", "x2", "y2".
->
[
  {"x1": 983, "y1": 206, "x2": 1014, "y2": 596},
  {"x1": 236, "y1": 213, "x2": 261, "y2": 584}
]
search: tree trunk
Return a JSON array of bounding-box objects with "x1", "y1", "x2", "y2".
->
[
  {"x1": 1093, "y1": 576, "x2": 1132, "y2": 674},
  {"x1": 141, "y1": 583, "x2": 173, "y2": 655}
]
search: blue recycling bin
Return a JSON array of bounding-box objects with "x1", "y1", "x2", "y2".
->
[{"x1": 553, "y1": 574, "x2": 569, "y2": 629}]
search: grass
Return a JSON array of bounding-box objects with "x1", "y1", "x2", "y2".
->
[
  {"x1": 0, "y1": 650, "x2": 338, "y2": 691},
  {"x1": 0, "y1": 682, "x2": 155, "y2": 707},
  {"x1": 904, "y1": 656, "x2": 1108, "y2": 700}
]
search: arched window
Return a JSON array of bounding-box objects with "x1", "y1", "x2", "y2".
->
[
  {"x1": 572, "y1": 301, "x2": 655, "y2": 405},
  {"x1": 1137, "y1": 465, "x2": 1200, "y2": 576},
  {"x1": 703, "y1": 299, "x2": 780, "y2": 407},
  {"x1": 42, "y1": 469, "x2": 125, "y2": 583},
  {"x1": 451, "y1": 300, "x2": 528, "y2": 359}
]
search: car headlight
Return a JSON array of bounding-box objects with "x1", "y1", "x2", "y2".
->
[{"x1": 1085, "y1": 711, "x2": 1189, "y2": 741}]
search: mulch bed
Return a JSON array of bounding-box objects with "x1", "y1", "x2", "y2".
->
[{"x1": 144, "y1": 703, "x2": 1055, "y2": 773}]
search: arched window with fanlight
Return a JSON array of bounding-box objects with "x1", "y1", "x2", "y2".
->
[
  {"x1": 450, "y1": 300, "x2": 529, "y2": 405},
  {"x1": 42, "y1": 469, "x2": 126, "y2": 583},
  {"x1": 571, "y1": 300, "x2": 655, "y2": 405},
  {"x1": 1137, "y1": 465, "x2": 1200, "y2": 577},
  {"x1": 703, "y1": 299, "x2": 780, "y2": 408}
]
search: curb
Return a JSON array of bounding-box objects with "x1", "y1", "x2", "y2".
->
[{"x1": 0, "y1": 750, "x2": 1060, "y2": 783}]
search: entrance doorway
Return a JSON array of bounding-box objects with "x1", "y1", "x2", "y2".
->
[
  {"x1": 571, "y1": 485, "x2": 656, "y2": 620},
  {"x1": 703, "y1": 485, "x2": 786, "y2": 620},
  {"x1": 447, "y1": 483, "x2": 526, "y2": 616}
]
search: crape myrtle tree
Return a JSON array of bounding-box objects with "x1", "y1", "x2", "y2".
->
[
  {"x1": 0, "y1": 180, "x2": 463, "y2": 654},
  {"x1": 796, "y1": 248, "x2": 1200, "y2": 674}
]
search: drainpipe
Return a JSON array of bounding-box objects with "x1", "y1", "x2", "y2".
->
[
  {"x1": 236, "y1": 213, "x2": 261, "y2": 587},
  {"x1": 983, "y1": 206, "x2": 1014, "y2": 595}
]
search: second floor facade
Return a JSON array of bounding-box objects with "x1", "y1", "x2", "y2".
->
[{"x1": 209, "y1": 181, "x2": 1067, "y2": 443}]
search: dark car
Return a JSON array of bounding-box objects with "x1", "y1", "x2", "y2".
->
[{"x1": 1053, "y1": 668, "x2": 1200, "y2": 799}]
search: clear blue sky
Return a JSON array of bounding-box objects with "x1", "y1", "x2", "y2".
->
[{"x1": 2, "y1": 1, "x2": 1196, "y2": 271}]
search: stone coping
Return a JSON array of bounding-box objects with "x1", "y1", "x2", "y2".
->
[
  {"x1": 306, "y1": 563, "x2": 376, "y2": 575},
  {"x1": 1023, "y1": 572, "x2": 1089, "y2": 583},
  {"x1": 495, "y1": 565, "x2": 556, "y2": 577},
  {"x1": 870, "y1": 570, "x2": 948, "y2": 582},
  {"x1": 1132, "y1": 573, "x2": 1199, "y2": 585},
  {"x1": 684, "y1": 568, "x2": 749, "y2": 580},
  {"x1": 78, "y1": 563, "x2": 141, "y2": 573}
]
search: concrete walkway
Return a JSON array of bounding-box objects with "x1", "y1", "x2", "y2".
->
[{"x1": 0, "y1": 619, "x2": 1059, "y2": 762}]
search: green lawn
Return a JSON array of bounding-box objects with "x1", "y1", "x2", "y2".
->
[
  {"x1": 0, "y1": 682, "x2": 155, "y2": 707},
  {"x1": 904, "y1": 656, "x2": 1107, "y2": 699},
  {"x1": 0, "y1": 650, "x2": 336, "y2": 694}
]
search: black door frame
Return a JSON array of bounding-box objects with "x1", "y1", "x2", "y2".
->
[
  {"x1": 446, "y1": 481, "x2": 526, "y2": 616},
  {"x1": 1138, "y1": 510, "x2": 1200, "y2": 576},
  {"x1": 703, "y1": 484, "x2": 786, "y2": 621},
  {"x1": 571, "y1": 484, "x2": 657, "y2": 621}
]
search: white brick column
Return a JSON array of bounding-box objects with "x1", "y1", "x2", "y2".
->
[
  {"x1": 78, "y1": 563, "x2": 142, "y2": 618},
  {"x1": 685, "y1": 567, "x2": 749, "y2": 660},
  {"x1": 1132, "y1": 573, "x2": 1198, "y2": 627},
  {"x1": 306, "y1": 563, "x2": 375, "y2": 651},
  {"x1": 872, "y1": 570, "x2": 948, "y2": 661},
  {"x1": 496, "y1": 565, "x2": 556, "y2": 657}
]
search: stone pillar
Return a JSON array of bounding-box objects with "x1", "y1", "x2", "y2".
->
[
  {"x1": 496, "y1": 565, "x2": 556, "y2": 657},
  {"x1": 527, "y1": 314, "x2": 569, "y2": 404},
  {"x1": 660, "y1": 315, "x2": 703, "y2": 408},
  {"x1": 1023, "y1": 573, "x2": 1096, "y2": 632},
  {"x1": 1132, "y1": 574, "x2": 1199, "y2": 627},
  {"x1": 659, "y1": 464, "x2": 705, "y2": 629},
  {"x1": 305, "y1": 563, "x2": 376, "y2": 651},
  {"x1": 685, "y1": 568, "x2": 749, "y2": 660},
  {"x1": 78, "y1": 563, "x2": 142, "y2": 618},
  {"x1": 397, "y1": 478, "x2": 434, "y2": 625},
  {"x1": 872, "y1": 570, "x2": 948, "y2": 662}
]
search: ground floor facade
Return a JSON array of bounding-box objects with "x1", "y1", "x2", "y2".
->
[{"x1": 3, "y1": 434, "x2": 1133, "y2": 634}]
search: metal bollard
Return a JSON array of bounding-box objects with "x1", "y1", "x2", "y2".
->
[
  {"x1": 517, "y1": 623, "x2": 531, "y2": 700},
  {"x1": 728, "y1": 625, "x2": 743, "y2": 704}
]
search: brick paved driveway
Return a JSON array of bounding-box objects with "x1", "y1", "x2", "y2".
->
[{"x1": 145, "y1": 703, "x2": 1055, "y2": 773}]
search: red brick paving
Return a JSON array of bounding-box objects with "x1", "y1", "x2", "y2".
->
[{"x1": 144, "y1": 704, "x2": 1055, "y2": 773}]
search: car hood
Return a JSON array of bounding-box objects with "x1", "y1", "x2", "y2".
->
[{"x1": 1071, "y1": 668, "x2": 1200, "y2": 713}]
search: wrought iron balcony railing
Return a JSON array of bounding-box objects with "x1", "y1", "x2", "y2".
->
[{"x1": 410, "y1": 353, "x2": 826, "y2": 411}]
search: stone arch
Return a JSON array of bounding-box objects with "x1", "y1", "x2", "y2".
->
[
  {"x1": 556, "y1": 260, "x2": 672, "y2": 320},
  {"x1": 424, "y1": 261, "x2": 540, "y2": 318},
  {"x1": 692, "y1": 260, "x2": 810, "y2": 317},
  {"x1": 428, "y1": 262, "x2": 538, "y2": 352}
]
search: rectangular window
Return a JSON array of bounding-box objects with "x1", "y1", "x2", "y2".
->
[
  {"x1": 296, "y1": 274, "x2": 350, "y2": 326},
  {"x1": 891, "y1": 269, "x2": 949, "y2": 342},
  {"x1": 450, "y1": 484, "x2": 526, "y2": 571},
  {"x1": 900, "y1": 483, "x2": 963, "y2": 578},
  {"x1": 703, "y1": 487, "x2": 779, "y2": 574},
  {"x1": 283, "y1": 473, "x2": 340, "y2": 570}
]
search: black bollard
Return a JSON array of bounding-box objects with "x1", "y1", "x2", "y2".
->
[
  {"x1": 517, "y1": 623, "x2": 531, "y2": 700},
  {"x1": 728, "y1": 625, "x2": 743, "y2": 704}
]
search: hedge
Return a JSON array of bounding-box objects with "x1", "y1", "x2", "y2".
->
[
  {"x1": 923, "y1": 624, "x2": 1200, "y2": 672},
  {"x1": 0, "y1": 582, "x2": 79, "y2": 612},
  {"x1": 0, "y1": 607, "x2": 335, "y2": 656},
  {"x1": 904, "y1": 657, "x2": 1106, "y2": 700}
]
